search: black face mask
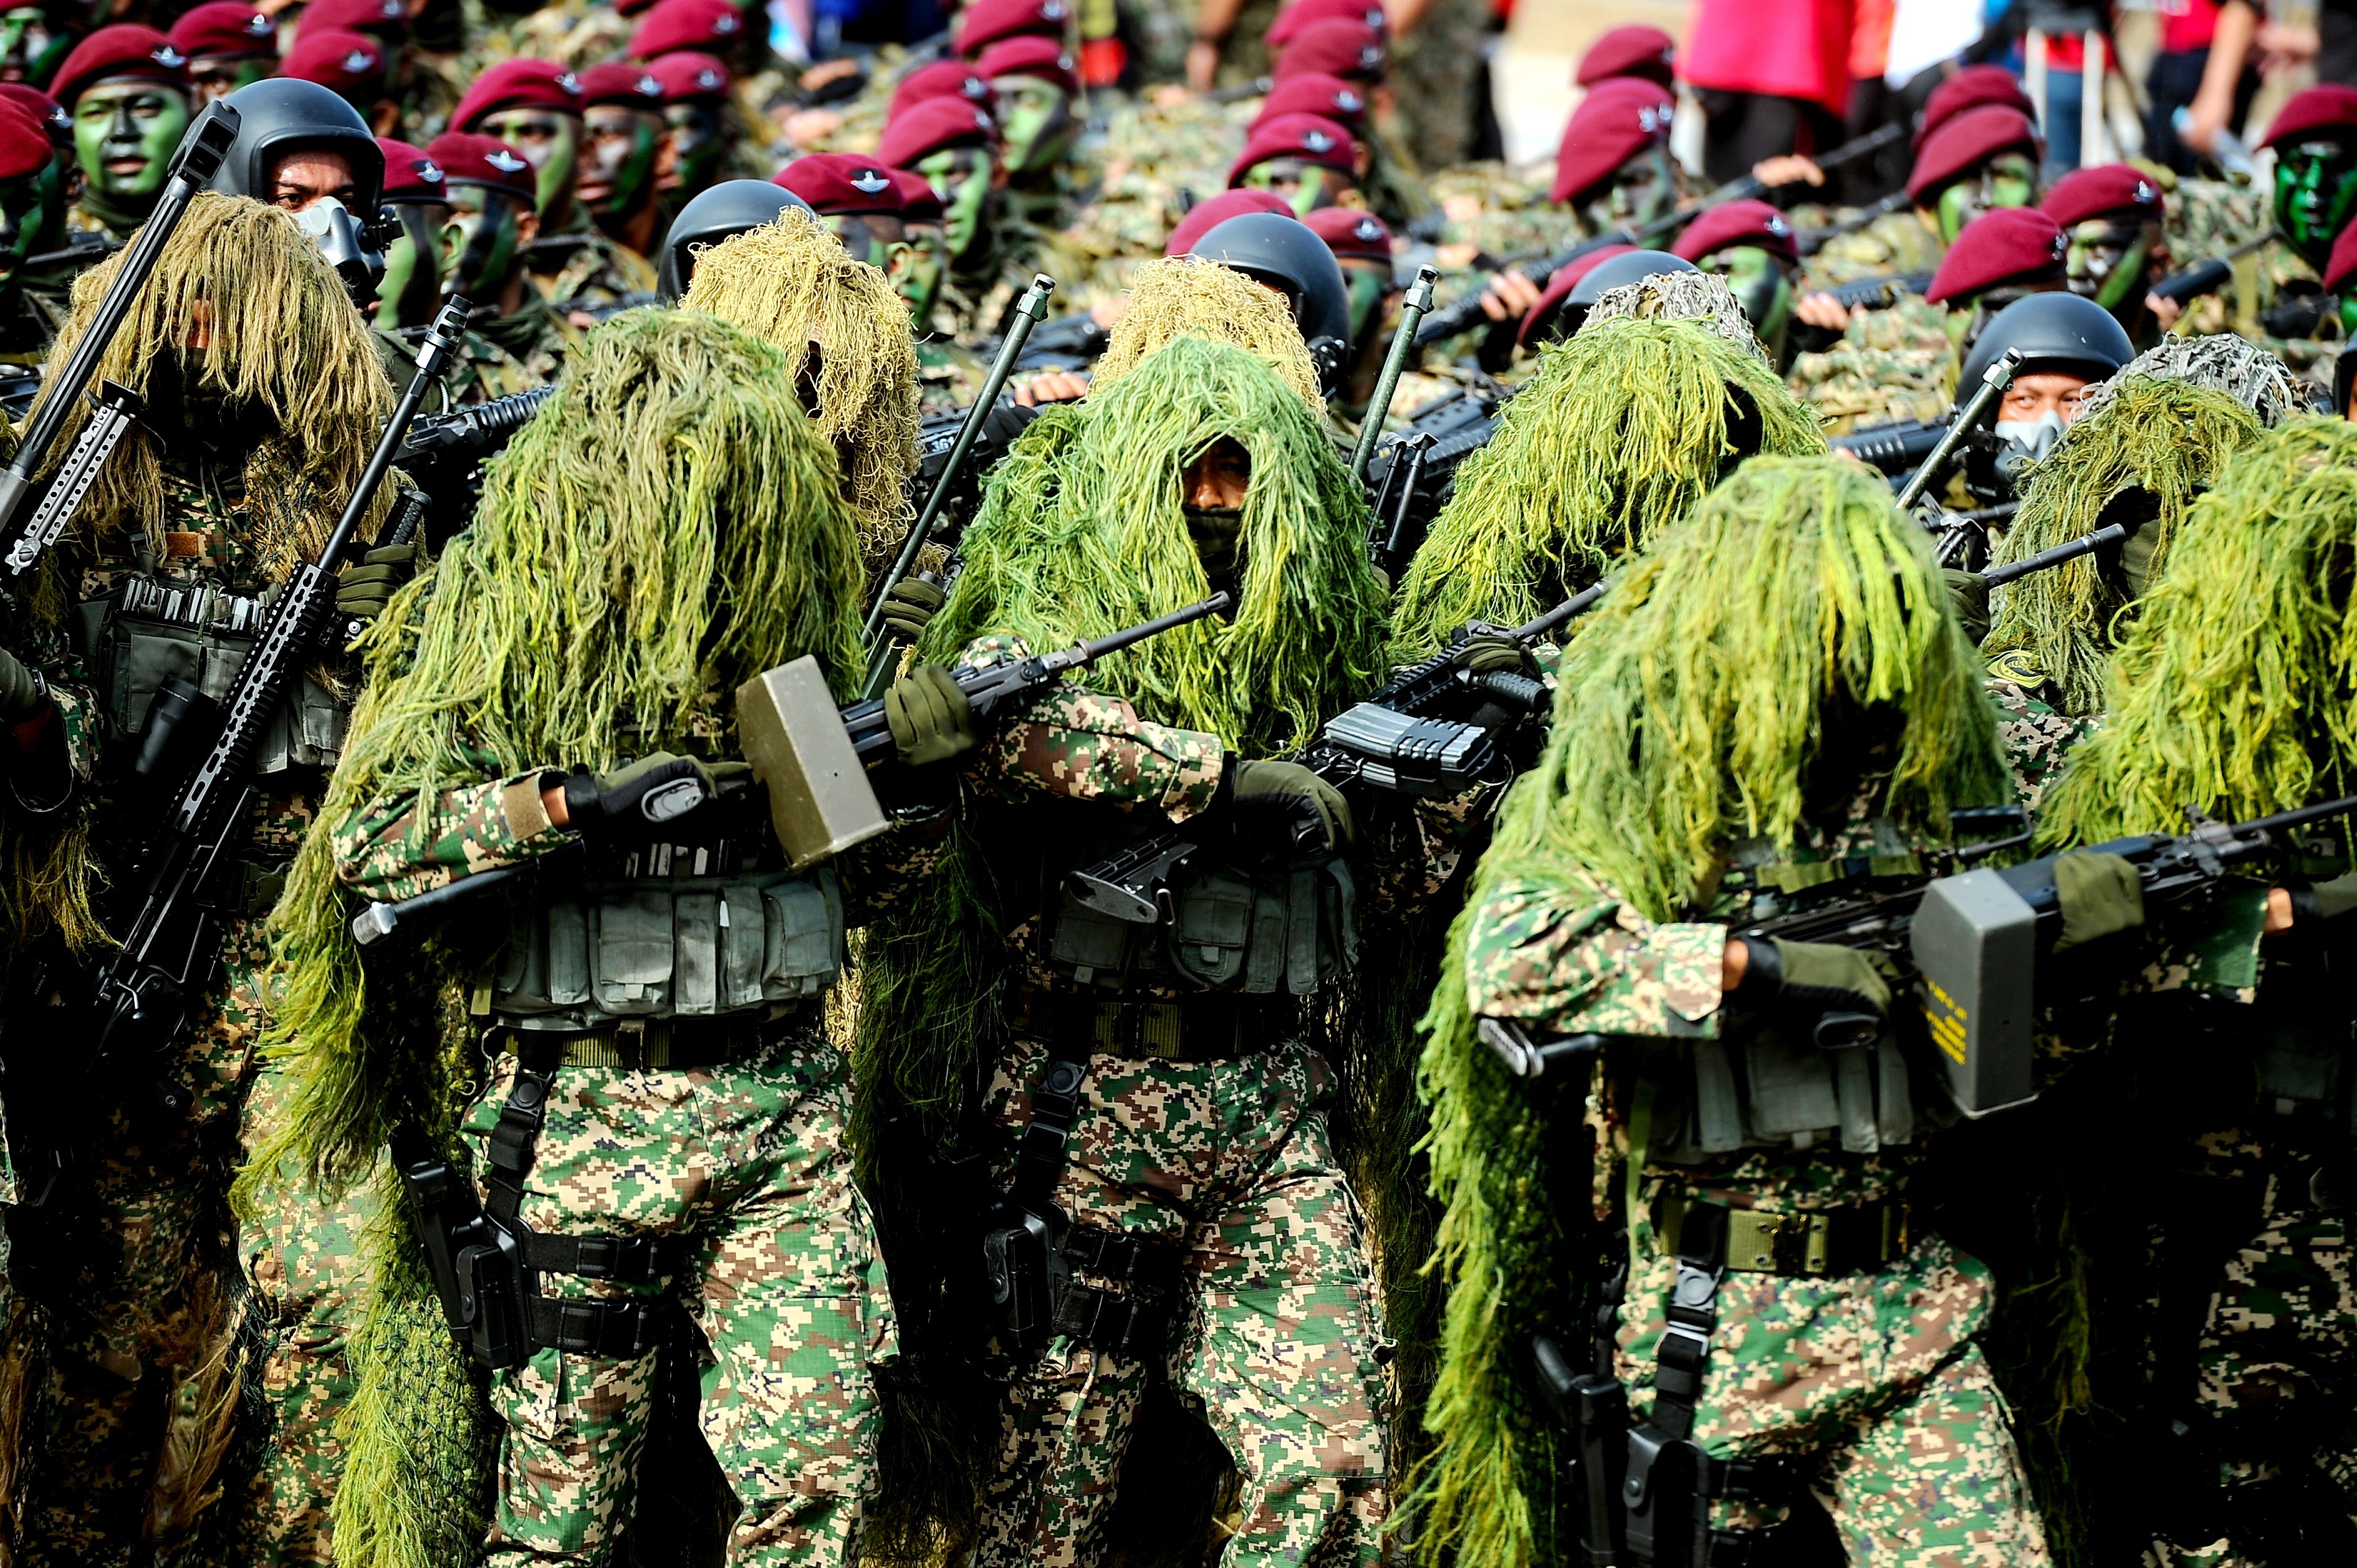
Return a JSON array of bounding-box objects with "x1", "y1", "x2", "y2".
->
[
  {"x1": 145, "y1": 351, "x2": 272, "y2": 455},
  {"x1": 1184, "y1": 504, "x2": 1245, "y2": 596}
]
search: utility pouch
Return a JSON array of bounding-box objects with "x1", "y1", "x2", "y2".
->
[
  {"x1": 1533, "y1": 1331, "x2": 1629, "y2": 1566},
  {"x1": 980, "y1": 1198, "x2": 1058, "y2": 1352},
  {"x1": 1623, "y1": 1425, "x2": 1707, "y2": 1568},
  {"x1": 393, "y1": 1132, "x2": 532, "y2": 1370}
]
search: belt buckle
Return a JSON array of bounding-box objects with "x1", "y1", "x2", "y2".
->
[{"x1": 615, "y1": 1019, "x2": 646, "y2": 1071}]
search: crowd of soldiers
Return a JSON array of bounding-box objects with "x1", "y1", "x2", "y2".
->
[{"x1": 0, "y1": 1, "x2": 2351, "y2": 1566}]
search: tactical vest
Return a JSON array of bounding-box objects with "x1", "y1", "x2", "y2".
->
[
  {"x1": 1040, "y1": 858, "x2": 1358, "y2": 997},
  {"x1": 74, "y1": 568, "x2": 348, "y2": 774}
]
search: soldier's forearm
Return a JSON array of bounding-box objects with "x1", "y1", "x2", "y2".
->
[{"x1": 333, "y1": 770, "x2": 574, "y2": 901}]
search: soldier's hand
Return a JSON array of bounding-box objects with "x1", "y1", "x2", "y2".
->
[
  {"x1": 335, "y1": 541, "x2": 420, "y2": 623},
  {"x1": 881, "y1": 578, "x2": 947, "y2": 643},
  {"x1": 0, "y1": 647, "x2": 44, "y2": 724},
  {"x1": 2147, "y1": 290, "x2": 2183, "y2": 333},
  {"x1": 1229, "y1": 758, "x2": 1354, "y2": 856},
  {"x1": 1478, "y1": 268, "x2": 1546, "y2": 323},
  {"x1": 1735, "y1": 937, "x2": 1894, "y2": 1038},
  {"x1": 1015, "y1": 370, "x2": 1091, "y2": 407},
  {"x1": 549, "y1": 752, "x2": 717, "y2": 837},
  {"x1": 2050, "y1": 850, "x2": 2145, "y2": 950},
  {"x1": 1942, "y1": 568, "x2": 1992, "y2": 644},
  {"x1": 1793, "y1": 291, "x2": 1853, "y2": 332},
  {"x1": 886, "y1": 663, "x2": 977, "y2": 767}
]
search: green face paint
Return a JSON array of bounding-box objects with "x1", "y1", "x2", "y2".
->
[
  {"x1": 480, "y1": 107, "x2": 578, "y2": 221},
  {"x1": 1936, "y1": 150, "x2": 2038, "y2": 244},
  {"x1": 377, "y1": 201, "x2": 448, "y2": 328},
  {"x1": 1340, "y1": 258, "x2": 1387, "y2": 353},
  {"x1": 2065, "y1": 218, "x2": 2153, "y2": 313},
  {"x1": 190, "y1": 54, "x2": 271, "y2": 107},
  {"x1": 1708, "y1": 244, "x2": 1793, "y2": 358},
  {"x1": 74, "y1": 79, "x2": 191, "y2": 206},
  {"x1": 897, "y1": 219, "x2": 947, "y2": 319},
  {"x1": 1582, "y1": 144, "x2": 1673, "y2": 235},
  {"x1": 2275, "y1": 138, "x2": 2357, "y2": 265},
  {"x1": 0, "y1": 7, "x2": 63, "y2": 85},
  {"x1": 441, "y1": 184, "x2": 527, "y2": 301},
  {"x1": 991, "y1": 75, "x2": 1072, "y2": 178},
  {"x1": 916, "y1": 146, "x2": 993, "y2": 264},
  {"x1": 580, "y1": 105, "x2": 660, "y2": 219},
  {"x1": 663, "y1": 101, "x2": 724, "y2": 196},
  {"x1": 0, "y1": 166, "x2": 44, "y2": 293},
  {"x1": 25, "y1": 152, "x2": 64, "y2": 255}
]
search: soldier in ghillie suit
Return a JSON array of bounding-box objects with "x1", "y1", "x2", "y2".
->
[
  {"x1": 243, "y1": 308, "x2": 973, "y2": 1568},
  {"x1": 2030, "y1": 418, "x2": 2357, "y2": 1568},
  {"x1": 678, "y1": 205, "x2": 921, "y2": 578},
  {"x1": 860, "y1": 335, "x2": 1405, "y2": 1565},
  {"x1": 1391, "y1": 290, "x2": 1822, "y2": 661},
  {"x1": 0, "y1": 191, "x2": 401, "y2": 1568},
  {"x1": 1091, "y1": 252, "x2": 1326, "y2": 406},
  {"x1": 1414, "y1": 456, "x2": 2053, "y2": 1568}
]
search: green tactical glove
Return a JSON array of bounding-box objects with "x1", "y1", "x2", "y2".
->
[
  {"x1": 880, "y1": 578, "x2": 948, "y2": 644},
  {"x1": 886, "y1": 662, "x2": 977, "y2": 767},
  {"x1": 1229, "y1": 758, "x2": 1355, "y2": 855},
  {"x1": 1942, "y1": 568, "x2": 1992, "y2": 646},
  {"x1": 555, "y1": 752, "x2": 716, "y2": 838},
  {"x1": 335, "y1": 542, "x2": 420, "y2": 623},
  {"x1": 1740, "y1": 936, "x2": 1894, "y2": 1040},
  {"x1": 1457, "y1": 631, "x2": 1534, "y2": 679},
  {"x1": 0, "y1": 647, "x2": 44, "y2": 723},
  {"x1": 2050, "y1": 850, "x2": 2145, "y2": 951}
]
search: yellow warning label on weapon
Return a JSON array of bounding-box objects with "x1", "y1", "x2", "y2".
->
[{"x1": 1921, "y1": 977, "x2": 1968, "y2": 1065}]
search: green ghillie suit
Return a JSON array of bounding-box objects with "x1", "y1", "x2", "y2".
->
[
  {"x1": 1388, "y1": 313, "x2": 1823, "y2": 661},
  {"x1": 1090, "y1": 256, "x2": 1325, "y2": 408},
  {"x1": 679, "y1": 208, "x2": 922, "y2": 573},
  {"x1": 1413, "y1": 457, "x2": 2047, "y2": 1568},
  {"x1": 2030, "y1": 417, "x2": 2357, "y2": 1568},
  {"x1": 248, "y1": 308, "x2": 898, "y2": 1568},
  {"x1": 857, "y1": 334, "x2": 1415, "y2": 1567},
  {"x1": 0, "y1": 191, "x2": 396, "y2": 1568}
]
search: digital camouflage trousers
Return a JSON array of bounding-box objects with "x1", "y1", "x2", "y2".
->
[
  {"x1": 1619, "y1": 1218, "x2": 2052, "y2": 1566},
  {"x1": 976, "y1": 1035, "x2": 1390, "y2": 1568},
  {"x1": 463, "y1": 1029, "x2": 896, "y2": 1567}
]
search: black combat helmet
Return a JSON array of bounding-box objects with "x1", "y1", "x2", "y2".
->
[
  {"x1": 1565, "y1": 247, "x2": 1697, "y2": 310},
  {"x1": 657, "y1": 179, "x2": 818, "y2": 300},
  {"x1": 1961, "y1": 290, "x2": 2134, "y2": 391},
  {"x1": 1191, "y1": 210, "x2": 1353, "y2": 396},
  {"x1": 208, "y1": 79, "x2": 388, "y2": 301}
]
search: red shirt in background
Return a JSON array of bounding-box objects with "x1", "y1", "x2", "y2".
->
[{"x1": 1681, "y1": 0, "x2": 1860, "y2": 115}]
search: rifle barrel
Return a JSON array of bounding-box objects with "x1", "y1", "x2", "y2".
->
[
  {"x1": 1897, "y1": 348, "x2": 2022, "y2": 511},
  {"x1": 1515, "y1": 577, "x2": 1610, "y2": 642},
  {"x1": 1982, "y1": 520, "x2": 2127, "y2": 586},
  {"x1": 322, "y1": 300, "x2": 471, "y2": 570},
  {"x1": 1067, "y1": 591, "x2": 1232, "y2": 666},
  {"x1": 1352, "y1": 265, "x2": 1437, "y2": 482},
  {"x1": 2226, "y1": 791, "x2": 2357, "y2": 840}
]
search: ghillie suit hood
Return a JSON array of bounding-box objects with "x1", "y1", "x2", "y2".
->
[
  {"x1": 2040, "y1": 416, "x2": 2357, "y2": 849},
  {"x1": 680, "y1": 206, "x2": 921, "y2": 569},
  {"x1": 1411, "y1": 456, "x2": 2007, "y2": 1568},
  {"x1": 1980, "y1": 376, "x2": 2267, "y2": 715},
  {"x1": 853, "y1": 335, "x2": 1386, "y2": 1561},
  {"x1": 242, "y1": 308, "x2": 864, "y2": 1568},
  {"x1": 2071, "y1": 332, "x2": 2302, "y2": 429},
  {"x1": 1090, "y1": 255, "x2": 1325, "y2": 407},
  {"x1": 2, "y1": 192, "x2": 390, "y2": 953},
  {"x1": 1389, "y1": 314, "x2": 1823, "y2": 661},
  {"x1": 1582, "y1": 267, "x2": 1771, "y2": 359}
]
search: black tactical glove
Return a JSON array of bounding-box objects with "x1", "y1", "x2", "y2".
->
[
  {"x1": 885, "y1": 663, "x2": 977, "y2": 767},
  {"x1": 1457, "y1": 631, "x2": 1535, "y2": 679},
  {"x1": 0, "y1": 647, "x2": 45, "y2": 724},
  {"x1": 1739, "y1": 936, "x2": 1894, "y2": 1046},
  {"x1": 880, "y1": 578, "x2": 948, "y2": 644},
  {"x1": 335, "y1": 541, "x2": 420, "y2": 623},
  {"x1": 1941, "y1": 568, "x2": 1992, "y2": 646},
  {"x1": 555, "y1": 752, "x2": 716, "y2": 837},
  {"x1": 1229, "y1": 758, "x2": 1354, "y2": 856},
  {"x1": 2050, "y1": 849, "x2": 2144, "y2": 950}
]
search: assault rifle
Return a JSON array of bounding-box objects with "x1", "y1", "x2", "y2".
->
[
  {"x1": 395, "y1": 384, "x2": 554, "y2": 542},
  {"x1": 1009, "y1": 310, "x2": 1110, "y2": 373},
  {"x1": 1810, "y1": 268, "x2": 1934, "y2": 314},
  {"x1": 1064, "y1": 586, "x2": 1602, "y2": 925},
  {"x1": 1363, "y1": 383, "x2": 1519, "y2": 576},
  {"x1": 348, "y1": 590, "x2": 1233, "y2": 947},
  {"x1": 16, "y1": 299, "x2": 469, "y2": 1197},
  {"x1": 1828, "y1": 415, "x2": 1956, "y2": 477},
  {"x1": 1793, "y1": 188, "x2": 1911, "y2": 256}
]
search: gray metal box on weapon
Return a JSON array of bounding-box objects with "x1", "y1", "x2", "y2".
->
[
  {"x1": 1911, "y1": 868, "x2": 2041, "y2": 1118},
  {"x1": 735, "y1": 656, "x2": 892, "y2": 871}
]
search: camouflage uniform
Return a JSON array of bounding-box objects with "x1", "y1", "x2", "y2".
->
[
  {"x1": 5, "y1": 459, "x2": 356, "y2": 1567},
  {"x1": 1984, "y1": 653, "x2": 2099, "y2": 816},
  {"x1": 1797, "y1": 208, "x2": 1947, "y2": 292},
  {"x1": 373, "y1": 300, "x2": 567, "y2": 406},
  {"x1": 1384, "y1": 0, "x2": 1486, "y2": 173},
  {"x1": 1461, "y1": 799, "x2": 2053, "y2": 1561},
  {"x1": 527, "y1": 213, "x2": 661, "y2": 323},
  {"x1": 939, "y1": 634, "x2": 1396, "y2": 1565},
  {"x1": 1787, "y1": 294, "x2": 1959, "y2": 433}
]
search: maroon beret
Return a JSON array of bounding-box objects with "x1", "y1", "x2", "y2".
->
[
  {"x1": 890, "y1": 164, "x2": 943, "y2": 222},
  {"x1": 976, "y1": 36, "x2": 1078, "y2": 96},
  {"x1": 427, "y1": 130, "x2": 538, "y2": 203},
  {"x1": 1908, "y1": 104, "x2": 2040, "y2": 203},
  {"x1": 453, "y1": 59, "x2": 582, "y2": 130},
  {"x1": 1671, "y1": 198, "x2": 1798, "y2": 264},
  {"x1": 1254, "y1": 72, "x2": 1366, "y2": 134},
  {"x1": 277, "y1": 29, "x2": 386, "y2": 100},
  {"x1": 52, "y1": 25, "x2": 188, "y2": 108},
  {"x1": 1519, "y1": 242, "x2": 1635, "y2": 347},
  {"x1": 1549, "y1": 76, "x2": 1673, "y2": 205},
  {"x1": 954, "y1": 0, "x2": 1071, "y2": 59},
  {"x1": 1165, "y1": 186, "x2": 1290, "y2": 255},
  {"x1": 0, "y1": 84, "x2": 70, "y2": 149},
  {"x1": 1273, "y1": 19, "x2": 1386, "y2": 83},
  {"x1": 1575, "y1": 24, "x2": 1674, "y2": 90},
  {"x1": 377, "y1": 135, "x2": 444, "y2": 201},
  {"x1": 1228, "y1": 110, "x2": 1358, "y2": 184},
  {"x1": 1927, "y1": 206, "x2": 2067, "y2": 303},
  {"x1": 1303, "y1": 203, "x2": 1390, "y2": 262},
  {"x1": 1915, "y1": 64, "x2": 2035, "y2": 151},
  {"x1": 1268, "y1": 0, "x2": 1386, "y2": 50},
  {"x1": 628, "y1": 0, "x2": 748, "y2": 62},
  {"x1": 890, "y1": 59, "x2": 991, "y2": 120},
  {"x1": 878, "y1": 94, "x2": 997, "y2": 168},
  {"x1": 578, "y1": 60, "x2": 666, "y2": 110},
  {"x1": 0, "y1": 99, "x2": 51, "y2": 184},
  {"x1": 170, "y1": 3, "x2": 277, "y2": 60},
  {"x1": 295, "y1": 0, "x2": 406, "y2": 41},
  {"x1": 774, "y1": 151, "x2": 905, "y2": 216},
  {"x1": 2042, "y1": 163, "x2": 2164, "y2": 228},
  {"x1": 2327, "y1": 215, "x2": 2357, "y2": 294},
  {"x1": 644, "y1": 50, "x2": 731, "y2": 104},
  {"x1": 2262, "y1": 83, "x2": 2357, "y2": 149}
]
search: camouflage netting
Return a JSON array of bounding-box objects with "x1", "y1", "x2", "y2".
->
[
  {"x1": 1409, "y1": 456, "x2": 2007, "y2": 1568},
  {"x1": 1090, "y1": 254, "x2": 1325, "y2": 406},
  {"x1": 2071, "y1": 331, "x2": 2301, "y2": 428},
  {"x1": 1582, "y1": 267, "x2": 1770, "y2": 360}
]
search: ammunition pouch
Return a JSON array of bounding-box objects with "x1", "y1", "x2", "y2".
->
[
  {"x1": 397, "y1": 1052, "x2": 681, "y2": 1370},
  {"x1": 1043, "y1": 857, "x2": 1356, "y2": 995},
  {"x1": 1653, "y1": 1029, "x2": 1920, "y2": 1163}
]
